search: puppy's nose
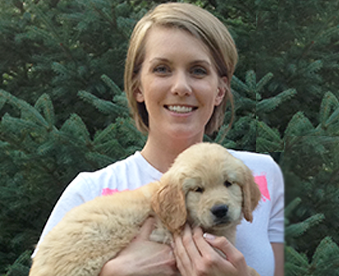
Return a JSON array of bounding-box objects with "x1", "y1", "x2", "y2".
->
[{"x1": 211, "y1": 204, "x2": 228, "y2": 219}]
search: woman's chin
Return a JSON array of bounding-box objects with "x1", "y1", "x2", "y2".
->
[{"x1": 165, "y1": 126, "x2": 205, "y2": 141}]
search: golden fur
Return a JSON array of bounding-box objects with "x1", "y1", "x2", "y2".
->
[{"x1": 29, "y1": 143, "x2": 261, "y2": 276}]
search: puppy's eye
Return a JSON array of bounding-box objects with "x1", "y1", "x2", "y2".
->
[
  {"x1": 224, "y1": 181, "x2": 232, "y2": 188},
  {"x1": 193, "y1": 187, "x2": 204, "y2": 193}
]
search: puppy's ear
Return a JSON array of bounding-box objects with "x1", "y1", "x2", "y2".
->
[
  {"x1": 242, "y1": 167, "x2": 261, "y2": 222},
  {"x1": 151, "y1": 177, "x2": 187, "y2": 234}
]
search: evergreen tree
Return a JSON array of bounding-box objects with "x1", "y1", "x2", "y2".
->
[
  {"x1": 259, "y1": 90, "x2": 339, "y2": 273},
  {"x1": 227, "y1": 70, "x2": 296, "y2": 151},
  {"x1": 255, "y1": 0, "x2": 339, "y2": 131},
  {"x1": 0, "y1": 86, "x2": 146, "y2": 273},
  {"x1": 285, "y1": 198, "x2": 339, "y2": 276}
]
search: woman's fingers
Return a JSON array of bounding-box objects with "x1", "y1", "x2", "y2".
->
[
  {"x1": 181, "y1": 224, "x2": 203, "y2": 259},
  {"x1": 173, "y1": 225, "x2": 251, "y2": 276},
  {"x1": 136, "y1": 217, "x2": 156, "y2": 240},
  {"x1": 202, "y1": 231, "x2": 248, "y2": 274},
  {"x1": 173, "y1": 225, "x2": 195, "y2": 274}
]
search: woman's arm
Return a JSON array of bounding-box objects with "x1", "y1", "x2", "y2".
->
[
  {"x1": 99, "y1": 218, "x2": 180, "y2": 276},
  {"x1": 32, "y1": 175, "x2": 93, "y2": 258},
  {"x1": 271, "y1": 242, "x2": 284, "y2": 276}
]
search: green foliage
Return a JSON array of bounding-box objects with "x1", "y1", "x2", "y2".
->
[
  {"x1": 257, "y1": 91, "x2": 339, "y2": 153},
  {"x1": 0, "y1": 0, "x2": 338, "y2": 274},
  {"x1": 285, "y1": 198, "x2": 325, "y2": 248},
  {"x1": 285, "y1": 199, "x2": 339, "y2": 276},
  {"x1": 226, "y1": 70, "x2": 296, "y2": 151},
  {"x1": 0, "y1": 0, "x2": 144, "y2": 133},
  {"x1": 281, "y1": 122, "x2": 339, "y2": 274},
  {"x1": 3, "y1": 251, "x2": 31, "y2": 276},
  {"x1": 0, "y1": 87, "x2": 145, "y2": 273},
  {"x1": 254, "y1": 0, "x2": 339, "y2": 131}
]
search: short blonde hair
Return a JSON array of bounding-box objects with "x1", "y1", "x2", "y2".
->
[{"x1": 124, "y1": 2, "x2": 238, "y2": 135}]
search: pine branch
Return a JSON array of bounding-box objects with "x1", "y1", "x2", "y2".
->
[
  {"x1": 0, "y1": 90, "x2": 49, "y2": 129},
  {"x1": 77, "y1": 90, "x2": 128, "y2": 116},
  {"x1": 59, "y1": 113, "x2": 91, "y2": 144},
  {"x1": 100, "y1": 74, "x2": 123, "y2": 96},
  {"x1": 284, "y1": 111, "x2": 315, "y2": 136},
  {"x1": 90, "y1": 1, "x2": 117, "y2": 30},
  {"x1": 285, "y1": 197, "x2": 302, "y2": 218},
  {"x1": 256, "y1": 72, "x2": 273, "y2": 92},
  {"x1": 257, "y1": 121, "x2": 282, "y2": 144},
  {"x1": 297, "y1": 13, "x2": 339, "y2": 63},
  {"x1": 311, "y1": 237, "x2": 339, "y2": 274},
  {"x1": 285, "y1": 246, "x2": 309, "y2": 269},
  {"x1": 245, "y1": 70, "x2": 256, "y2": 91},
  {"x1": 256, "y1": 88, "x2": 297, "y2": 114},
  {"x1": 231, "y1": 75, "x2": 251, "y2": 94},
  {"x1": 34, "y1": 94, "x2": 55, "y2": 128},
  {"x1": 285, "y1": 213, "x2": 325, "y2": 239},
  {"x1": 319, "y1": 92, "x2": 339, "y2": 127}
]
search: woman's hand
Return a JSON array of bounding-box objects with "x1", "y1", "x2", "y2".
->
[
  {"x1": 99, "y1": 217, "x2": 180, "y2": 276},
  {"x1": 172, "y1": 224, "x2": 252, "y2": 276}
]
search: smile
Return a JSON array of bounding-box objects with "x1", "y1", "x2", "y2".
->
[{"x1": 165, "y1": 105, "x2": 197, "y2": 113}]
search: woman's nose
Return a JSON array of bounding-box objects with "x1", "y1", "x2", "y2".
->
[{"x1": 171, "y1": 71, "x2": 192, "y2": 96}]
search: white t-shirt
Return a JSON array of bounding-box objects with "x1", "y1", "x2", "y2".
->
[{"x1": 33, "y1": 149, "x2": 284, "y2": 276}]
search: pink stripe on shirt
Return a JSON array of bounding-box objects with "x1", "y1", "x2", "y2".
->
[{"x1": 254, "y1": 175, "x2": 270, "y2": 202}]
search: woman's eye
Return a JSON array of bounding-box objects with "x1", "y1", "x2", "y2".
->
[
  {"x1": 153, "y1": 65, "x2": 169, "y2": 74},
  {"x1": 191, "y1": 67, "x2": 207, "y2": 76}
]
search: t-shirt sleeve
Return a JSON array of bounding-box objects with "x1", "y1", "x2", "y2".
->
[
  {"x1": 31, "y1": 173, "x2": 96, "y2": 257},
  {"x1": 268, "y1": 160, "x2": 285, "y2": 243}
]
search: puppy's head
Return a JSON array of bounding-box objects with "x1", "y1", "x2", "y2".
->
[{"x1": 151, "y1": 143, "x2": 261, "y2": 234}]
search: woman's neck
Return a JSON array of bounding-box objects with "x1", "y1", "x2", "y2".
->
[{"x1": 140, "y1": 133, "x2": 203, "y2": 173}]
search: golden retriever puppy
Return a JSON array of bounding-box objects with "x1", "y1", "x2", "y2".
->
[{"x1": 29, "y1": 143, "x2": 261, "y2": 276}]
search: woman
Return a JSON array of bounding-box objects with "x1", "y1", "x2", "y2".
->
[{"x1": 33, "y1": 3, "x2": 284, "y2": 276}]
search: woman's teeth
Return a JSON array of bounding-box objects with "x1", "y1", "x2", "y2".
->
[{"x1": 167, "y1": 106, "x2": 193, "y2": 113}]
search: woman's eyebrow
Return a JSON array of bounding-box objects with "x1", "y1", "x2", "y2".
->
[
  {"x1": 149, "y1": 57, "x2": 171, "y2": 64},
  {"x1": 149, "y1": 57, "x2": 212, "y2": 67},
  {"x1": 190, "y1": 60, "x2": 212, "y2": 67}
]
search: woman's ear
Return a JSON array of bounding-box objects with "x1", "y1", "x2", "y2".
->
[
  {"x1": 134, "y1": 87, "x2": 144, "y2": 103},
  {"x1": 151, "y1": 178, "x2": 187, "y2": 234},
  {"x1": 215, "y1": 76, "x2": 228, "y2": 106}
]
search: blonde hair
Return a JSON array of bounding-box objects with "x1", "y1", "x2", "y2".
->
[{"x1": 124, "y1": 2, "x2": 238, "y2": 135}]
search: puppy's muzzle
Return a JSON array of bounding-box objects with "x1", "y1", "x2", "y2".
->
[{"x1": 211, "y1": 204, "x2": 229, "y2": 223}]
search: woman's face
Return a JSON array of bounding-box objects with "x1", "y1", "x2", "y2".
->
[{"x1": 135, "y1": 26, "x2": 226, "y2": 140}]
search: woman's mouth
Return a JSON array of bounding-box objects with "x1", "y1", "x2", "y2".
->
[{"x1": 165, "y1": 105, "x2": 197, "y2": 114}]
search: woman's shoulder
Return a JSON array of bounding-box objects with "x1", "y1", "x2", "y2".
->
[
  {"x1": 72, "y1": 151, "x2": 162, "y2": 195},
  {"x1": 80, "y1": 151, "x2": 144, "y2": 176},
  {"x1": 227, "y1": 149, "x2": 283, "y2": 183},
  {"x1": 227, "y1": 149, "x2": 276, "y2": 166}
]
